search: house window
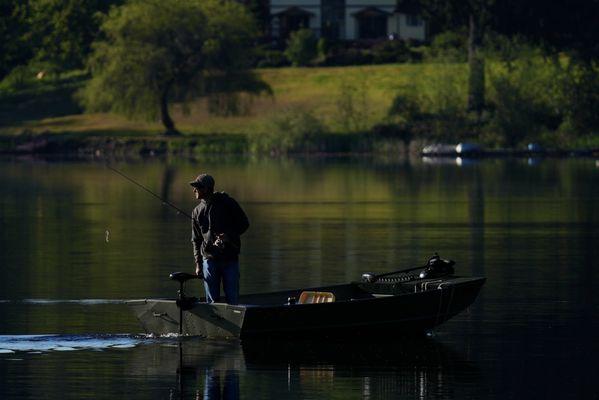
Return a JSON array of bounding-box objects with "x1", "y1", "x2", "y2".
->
[
  {"x1": 406, "y1": 14, "x2": 422, "y2": 27},
  {"x1": 357, "y1": 15, "x2": 387, "y2": 39}
]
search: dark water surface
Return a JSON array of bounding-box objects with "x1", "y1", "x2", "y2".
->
[{"x1": 0, "y1": 156, "x2": 597, "y2": 399}]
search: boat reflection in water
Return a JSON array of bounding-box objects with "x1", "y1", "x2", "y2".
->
[{"x1": 127, "y1": 337, "x2": 481, "y2": 399}]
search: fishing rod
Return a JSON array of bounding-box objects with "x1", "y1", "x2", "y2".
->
[{"x1": 107, "y1": 165, "x2": 192, "y2": 220}]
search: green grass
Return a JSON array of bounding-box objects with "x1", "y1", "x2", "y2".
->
[
  {"x1": 0, "y1": 64, "x2": 466, "y2": 136},
  {"x1": 1, "y1": 62, "x2": 597, "y2": 152}
]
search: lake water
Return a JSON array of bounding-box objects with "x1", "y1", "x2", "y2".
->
[{"x1": 0, "y1": 155, "x2": 597, "y2": 399}]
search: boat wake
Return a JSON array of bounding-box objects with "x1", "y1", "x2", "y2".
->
[
  {"x1": 0, "y1": 334, "x2": 151, "y2": 353},
  {"x1": 1, "y1": 299, "x2": 126, "y2": 305}
]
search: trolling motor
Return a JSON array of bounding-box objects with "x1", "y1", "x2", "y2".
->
[
  {"x1": 361, "y1": 253, "x2": 456, "y2": 283},
  {"x1": 418, "y1": 254, "x2": 455, "y2": 279},
  {"x1": 169, "y1": 272, "x2": 202, "y2": 334}
]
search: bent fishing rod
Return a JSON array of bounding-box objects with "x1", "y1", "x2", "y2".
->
[{"x1": 107, "y1": 165, "x2": 192, "y2": 220}]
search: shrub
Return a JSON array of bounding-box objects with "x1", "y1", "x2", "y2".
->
[
  {"x1": 425, "y1": 31, "x2": 467, "y2": 62},
  {"x1": 487, "y1": 76, "x2": 541, "y2": 146},
  {"x1": 387, "y1": 92, "x2": 422, "y2": 123},
  {"x1": 486, "y1": 51, "x2": 563, "y2": 147},
  {"x1": 0, "y1": 65, "x2": 36, "y2": 91},
  {"x1": 335, "y1": 79, "x2": 371, "y2": 132},
  {"x1": 371, "y1": 40, "x2": 413, "y2": 64},
  {"x1": 250, "y1": 109, "x2": 327, "y2": 154},
  {"x1": 317, "y1": 38, "x2": 329, "y2": 60},
  {"x1": 322, "y1": 48, "x2": 373, "y2": 66},
  {"x1": 558, "y1": 65, "x2": 599, "y2": 135},
  {"x1": 256, "y1": 50, "x2": 289, "y2": 68},
  {"x1": 284, "y1": 29, "x2": 318, "y2": 66}
]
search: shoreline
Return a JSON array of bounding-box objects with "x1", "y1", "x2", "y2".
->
[{"x1": 1, "y1": 131, "x2": 596, "y2": 159}]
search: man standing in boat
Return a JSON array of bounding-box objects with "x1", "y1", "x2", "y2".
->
[{"x1": 190, "y1": 174, "x2": 249, "y2": 305}]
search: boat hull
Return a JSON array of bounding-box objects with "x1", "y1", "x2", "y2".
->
[{"x1": 126, "y1": 276, "x2": 485, "y2": 339}]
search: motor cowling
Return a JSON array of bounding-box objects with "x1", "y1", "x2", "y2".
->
[{"x1": 419, "y1": 254, "x2": 455, "y2": 279}]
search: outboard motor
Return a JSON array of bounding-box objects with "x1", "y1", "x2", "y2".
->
[
  {"x1": 169, "y1": 272, "x2": 201, "y2": 334},
  {"x1": 419, "y1": 254, "x2": 455, "y2": 279}
]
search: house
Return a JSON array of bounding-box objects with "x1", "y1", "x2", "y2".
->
[{"x1": 270, "y1": 0, "x2": 427, "y2": 42}]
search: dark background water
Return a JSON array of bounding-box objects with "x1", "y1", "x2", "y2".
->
[{"x1": 0, "y1": 156, "x2": 597, "y2": 399}]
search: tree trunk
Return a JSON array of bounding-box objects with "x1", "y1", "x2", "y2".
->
[
  {"x1": 160, "y1": 86, "x2": 180, "y2": 136},
  {"x1": 467, "y1": 13, "x2": 485, "y2": 116}
]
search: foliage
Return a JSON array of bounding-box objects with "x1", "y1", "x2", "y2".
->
[
  {"x1": 5, "y1": 60, "x2": 599, "y2": 149},
  {"x1": 317, "y1": 38, "x2": 329, "y2": 61},
  {"x1": 371, "y1": 40, "x2": 416, "y2": 64},
  {"x1": 321, "y1": 48, "x2": 374, "y2": 66},
  {"x1": 425, "y1": 31, "x2": 467, "y2": 62},
  {"x1": 250, "y1": 109, "x2": 326, "y2": 154},
  {"x1": 387, "y1": 91, "x2": 422, "y2": 124},
  {"x1": 25, "y1": 0, "x2": 120, "y2": 73},
  {"x1": 335, "y1": 78, "x2": 371, "y2": 132},
  {"x1": 78, "y1": 0, "x2": 269, "y2": 134},
  {"x1": 558, "y1": 64, "x2": 599, "y2": 136},
  {"x1": 0, "y1": 0, "x2": 32, "y2": 81},
  {"x1": 256, "y1": 50, "x2": 288, "y2": 68},
  {"x1": 244, "y1": 0, "x2": 270, "y2": 39},
  {"x1": 0, "y1": 65, "x2": 36, "y2": 91},
  {"x1": 284, "y1": 29, "x2": 318, "y2": 67}
]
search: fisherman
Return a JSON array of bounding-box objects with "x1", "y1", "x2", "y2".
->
[{"x1": 190, "y1": 173, "x2": 249, "y2": 305}]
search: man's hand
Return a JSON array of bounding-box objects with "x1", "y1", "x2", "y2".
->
[{"x1": 195, "y1": 262, "x2": 203, "y2": 278}]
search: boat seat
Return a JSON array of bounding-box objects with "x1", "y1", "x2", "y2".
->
[{"x1": 298, "y1": 291, "x2": 335, "y2": 304}]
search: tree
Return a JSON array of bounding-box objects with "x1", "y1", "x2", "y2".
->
[
  {"x1": 0, "y1": 0, "x2": 32, "y2": 81},
  {"x1": 284, "y1": 29, "x2": 318, "y2": 67},
  {"x1": 242, "y1": 0, "x2": 270, "y2": 40},
  {"x1": 78, "y1": 0, "x2": 270, "y2": 135},
  {"x1": 414, "y1": 0, "x2": 599, "y2": 117},
  {"x1": 412, "y1": 0, "x2": 492, "y2": 116},
  {"x1": 26, "y1": 0, "x2": 122, "y2": 73}
]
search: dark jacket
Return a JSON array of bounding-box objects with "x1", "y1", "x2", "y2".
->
[{"x1": 191, "y1": 192, "x2": 249, "y2": 262}]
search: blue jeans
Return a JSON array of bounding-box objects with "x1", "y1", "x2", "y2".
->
[{"x1": 202, "y1": 259, "x2": 239, "y2": 305}]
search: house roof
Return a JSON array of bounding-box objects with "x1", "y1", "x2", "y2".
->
[
  {"x1": 394, "y1": 0, "x2": 423, "y2": 15},
  {"x1": 272, "y1": 6, "x2": 315, "y2": 17},
  {"x1": 351, "y1": 6, "x2": 391, "y2": 18}
]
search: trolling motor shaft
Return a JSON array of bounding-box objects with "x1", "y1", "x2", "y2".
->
[{"x1": 169, "y1": 272, "x2": 201, "y2": 334}]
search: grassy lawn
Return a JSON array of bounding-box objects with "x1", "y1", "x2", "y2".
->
[
  {"x1": 2, "y1": 61, "x2": 596, "y2": 152},
  {"x1": 0, "y1": 64, "x2": 463, "y2": 137}
]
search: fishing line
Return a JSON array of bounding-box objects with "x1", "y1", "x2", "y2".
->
[{"x1": 106, "y1": 165, "x2": 192, "y2": 220}]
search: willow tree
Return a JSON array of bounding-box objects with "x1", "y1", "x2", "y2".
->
[{"x1": 78, "y1": 0, "x2": 269, "y2": 135}]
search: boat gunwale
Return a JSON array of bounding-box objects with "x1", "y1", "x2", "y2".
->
[{"x1": 125, "y1": 276, "x2": 486, "y2": 309}]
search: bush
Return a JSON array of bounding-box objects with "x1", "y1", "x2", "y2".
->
[
  {"x1": 387, "y1": 92, "x2": 422, "y2": 123},
  {"x1": 322, "y1": 48, "x2": 373, "y2": 66},
  {"x1": 371, "y1": 40, "x2": 414, "y2": 64},
  {"x1": 284, "y1": 29, "x2": 318, "y2": 67},
  {"x1": 558, "y1": 65, "x2": 599, "y2": 135},
  {"x1": 335, "y1": 79, "x2": 371, "y2": 132},
  {"x1": 0, "y1": 65, "x2": 36, "y2": 91},
  {"x1": 256, "y1": 50, "x2": 289, "y2": 68},
  {"x1": 486, "y1": 49, "x2": 563, "y2": 147},
  {"x1": 487, "y1": 76, "x2": 543, "y2": 146},
  {"x1": 425, "y1": 31, "x2": 467, "y2": 62},
  {"x1": 317, "y1": 38, "x2": 329, "y2": 60},
  {"x1": 250, "y1": 109, "x2": 327, "y2": 154}
]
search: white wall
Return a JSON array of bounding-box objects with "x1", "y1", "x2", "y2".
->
[
  {"x1": 270, "y1": 0, "x2": 427, "y2": 41},
  {"x1": 398, "y1": 14, "x2": 426, "y2": 41}
]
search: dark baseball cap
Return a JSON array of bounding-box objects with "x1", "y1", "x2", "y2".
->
[{"x1": 189, "y1": 173, "x2": 215, "y2": 189}]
